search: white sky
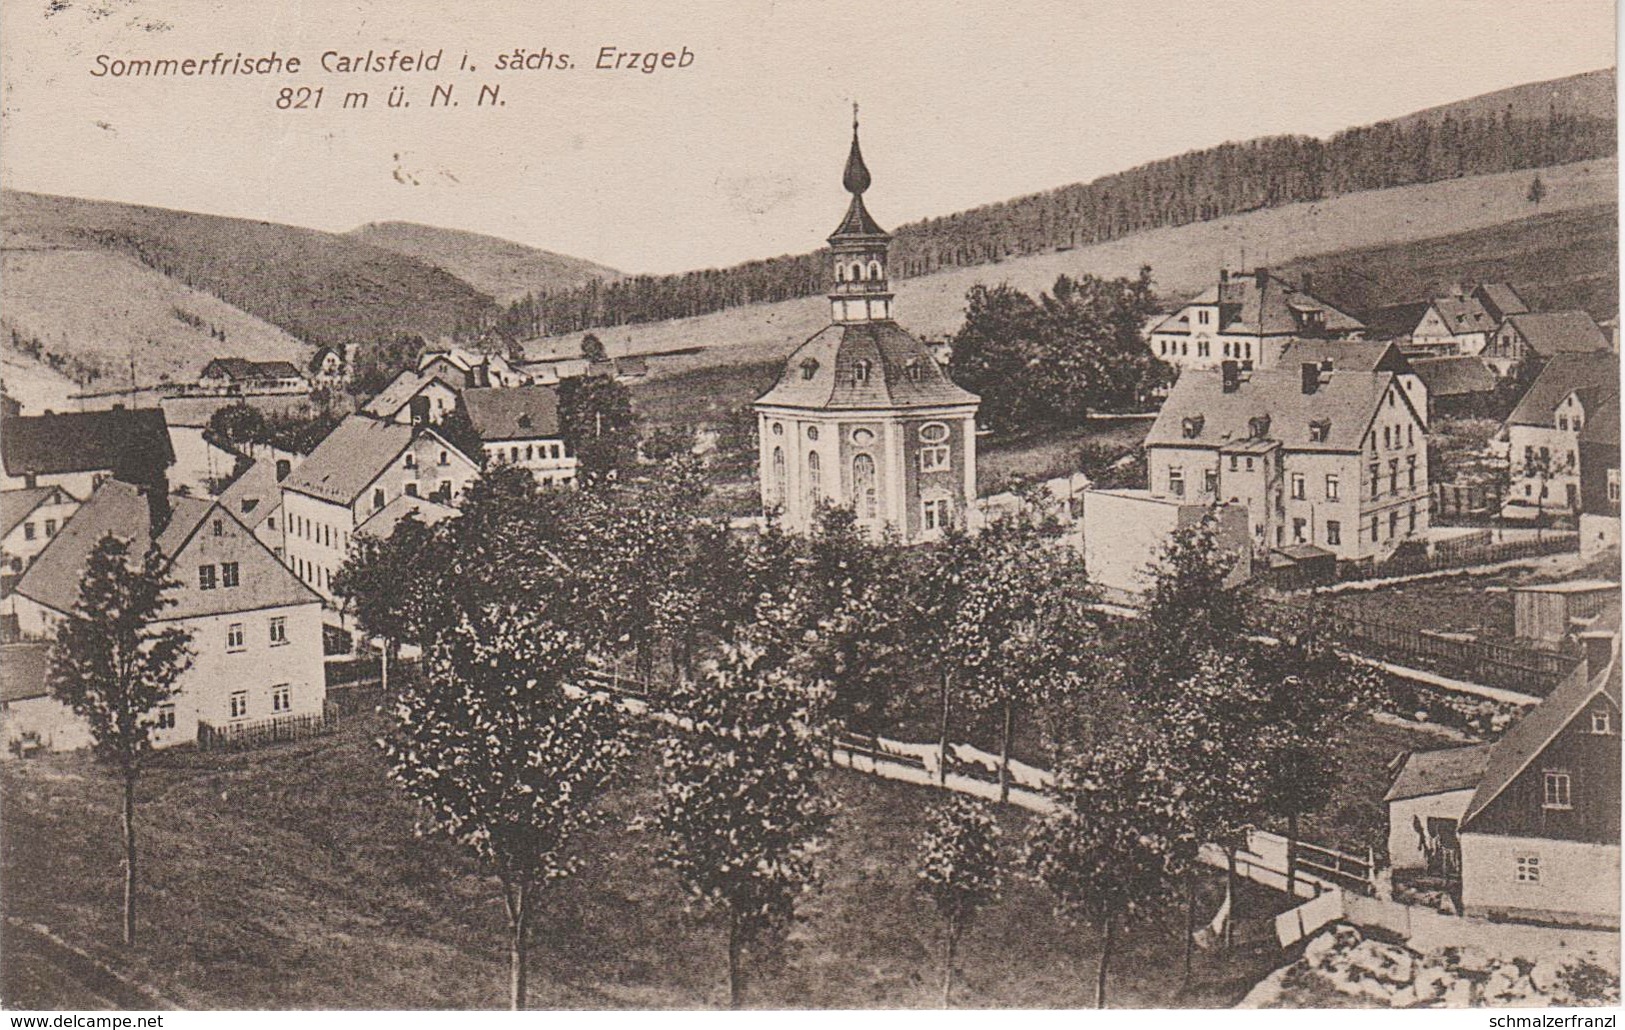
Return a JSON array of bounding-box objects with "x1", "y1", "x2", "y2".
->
[{"x1": 0, "y1": 0, "x2": 1616, "y2": 274}]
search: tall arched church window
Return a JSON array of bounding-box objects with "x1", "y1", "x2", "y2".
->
[
  {"x1": 851, "y1": 262, "x2": 865, "y2": 282},
  {"x1": 835, "y1": 264, "x2": 846, "y2": 283},
  {"x1": 852, "y1": 453, "x2": 877, "y2": 520},
  {"x1": 807, "y1": 451, "x2": 822, "y2": 502},
  {"x1": 771, "y1": 447, "x2": 786, "y2": 504}
]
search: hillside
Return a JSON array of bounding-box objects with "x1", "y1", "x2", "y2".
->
[
  {"x1": 0, "y1": 191, "x2": 497, "y2": 352},
  {"x1": 348, "y1": 221, "x2": 621, "y2": 305},
  {"x1": 1391, "y1": 68, "x2": 1617, "y2": 130},
  {"x1": 610, "y1": 157, "x2": 1616, "y2": 427}
]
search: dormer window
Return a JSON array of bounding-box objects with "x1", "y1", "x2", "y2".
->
[
  {"x1": 853, "y1": 360, "x2": 872, "y2": 383},
  {"x1": 1248, "y1": 415, "x2": 1271, "y2": 440},
  {"x1": 904, "y1": 360, "x2": 922, "y2": 382},
  {"x1": 800, "y1": 358, "x2": 819, "y2": 381},
  {"x1": 1180, "y1": 416, "x2": 1204, "y2": 439},
  {"x1": 1309, "y1": 418, "x2": 1331, "y2": 443}
]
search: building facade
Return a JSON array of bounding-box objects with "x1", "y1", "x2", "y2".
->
[
  {"x1": 1147, "y1": 269, "x2": 1365, "y2": 372},
  {"x1": 460, "y1": 387, "x2": 578, "y2": 488},
  {"x1": 1, "y1": 486, "x2": 81, "y2": 591},
  {"x1": 754, "y1": 116, "x2": 979, "y2": 543},
  {"x1": 1502, "y1": 353, "x2": 1619, "y2": 521},
  {"x1": 1578, "y1": 392, "x2": 1620, "y2": 558}
]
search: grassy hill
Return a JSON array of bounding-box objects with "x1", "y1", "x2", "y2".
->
[
  {"x1": 1, "y1": 190, "x2": 497, "y2": 353},
  {"x1": 621, "y1": 158, "x2": 1617, "y2": 428},
  {"x1": 349, "y1": 221, "x2": 621, "y2": 305}
]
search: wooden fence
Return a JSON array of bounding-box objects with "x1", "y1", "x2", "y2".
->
[
  {"x1": 1320, "y1": 611, "x2": 1581, "y2": 696},
  {"x1": 197, "y1": 708, "x2": 340, "y2": 751}
]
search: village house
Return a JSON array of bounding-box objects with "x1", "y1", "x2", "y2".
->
[
  {"x1": 459, "y1": 386, "x2": 579, "y2": 487},
  {"x1": 215, "y1": 456, "x2": 293, "y2": 559},
  {"x1": 1577, "y1": 391, "x2": 1620, "y2": 557},
  {"x1": 360, "y1": 368, "x2": 465, "y2": 425},
  {"x1": 417, "y1": 345, "x2": 530, "y2": 389},
  {"x1": 1078, "y1": 489, "x2": 1253, "y2": 603},
  {"x1": 1142, "y1": 359, "x2": 1430, "y2": 566},
  {"x1": 754, "y1": 118, "x2": 979, "y2": 543},
  {"x1": 1365, "y1": 284, "x2": 1518, "y2": 357},
  {"x1": 197, "y1": 358, "x2": 310, "y2": 395},
  {"x1": 355, "y1": 493, "x2": 459, "y2": 542},
  {"x1": 1277, "y1": 338, "x2": 1428, "y2": 424},
  {"x1": 1456, "y1": 636, "x2": 1621, "y2": 928},
  {"x1": 1384, "y1": 742, "x2": 1495, "y2": 876},
  {"x1": 1147, "y1": 268, "x2": 1365, "y2": 372},
  {"x1": 1408, "y1": 355, "x2": 1501, "y2": 420},
  {"x1": 1, "y1": 486, "x2": 81, "y2": 595},
  {"x1": 1483, "y1": 311, "x2": 1612, "y2": 375},
  {"x1": 5, "y1": 479, "x2": 326, "y2": 751},
  {"x1": 0, "y1": 642, "x2": 93, "y2": 757},
  {"x1": 308, "y1": 346, "x2": 348, "y2": 387},
  {"x1": 279, "y1": 415, "x2": 480, "y2": 603},
  {"x1": 0, "y1": 406, "x2": 174, "y2": 498},
  {"x1": 1502, "y1": 352, "x2": 1619, "y2": 521}
]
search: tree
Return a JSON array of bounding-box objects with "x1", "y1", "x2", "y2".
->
[
  {"x1": 206, "y1": 402, "x2": 268, "y2": 450},
  {"x1": 332, "y1": 510, "x2": 445, "y2": 690},
  {"x1": 1027, "y1": 734, "x2": 1176, "y2": 1008},
  {"x1": 1129, "y1": 510, "x2": 1248, "y2": 687},
  {"x1": 381, "y1": 597, "x2": 627, "y2": 1009},
  {"x1": 916, "y1": 797, "x2": 1002, "y2": 1006},
  {"x1": 580, "y1": 332, "x2": 609, "y2": 363},
  {"x1": 558, "y1": 374, "x2": 638, "y2": 484},
  {"x1": 349, "y1": 332, "x2": 425, "y2": 399},
  {"x1": 648, "y1": 641, "x2": 836, "y2": 1008},
  {"x1": 435, "y1": 401, "x2": 487, "y2": 468},
  {"x1": 46, "y1": 535, "x2": 193, "y2": 946},
  {"x1": 1527, "y1": 174, "x2": 1547, "y2": 206}
]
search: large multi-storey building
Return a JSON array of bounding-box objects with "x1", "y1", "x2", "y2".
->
[
  {"x1": 753, "y1": 114, "x2": 979, "y2": 543},
  {"x1": 1147, "y1": 269, "x2": 1365, "y2": 372},
  {"x1": 1144, "y1": 359, "x2": 1430, "y2": 564}
]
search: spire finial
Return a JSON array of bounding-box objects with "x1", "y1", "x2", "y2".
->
[
  {"x1": 842, "y1": 104, "x2": 872, "y2": 196},
  {"x1": 853, "y1": 101, "x2": 860, "y2": 136}
]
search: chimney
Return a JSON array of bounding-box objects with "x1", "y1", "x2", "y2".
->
[
  {"x1": 1255, "y1": 267, "x2": 1269, "y2": 290},
  {"x1": 1301, "y1": 362, "x2": 1320, "y2": 395},
  {"x1": 1301, "y1": 272, "x2": 1314, "y2": 295},
  {"x1": 1219, "y1": 269, "x2": 1230, "y2": 285},
  {"x1": 1221, "y1": 360, "x2": 1240, "y2": 394}
]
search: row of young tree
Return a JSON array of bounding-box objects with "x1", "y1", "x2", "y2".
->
[
  {"x1": 49, "y1": 455, "x2": 1378, "y2": 1008},
  {"x1": 495, "y1": 106, "x2": 1614, "y2": 338}
]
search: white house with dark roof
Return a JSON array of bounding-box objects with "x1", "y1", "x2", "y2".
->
[
  {"x1": 460, "y1": 386, "x2": 578, "y2": 487},
  {"x1": 1384, "y1": 742, "x2": 1496, "y2": 874},
  {"x1": 0, "y1": 407, "x2": 175, "y2": 497},
  {"x1": 1, "y1": 486, "x2": 80, "y2": 592},
  {"x1": 279, "y1": 415, "x2": 479, "y2": 602},
  {"x1": 1147, "y1": 269, "x2": 1365, "y2": 372},
  {"x1": 360, "y1": 368, "x2": 466, "y2": 425},
  {"x1": 1142, "y1": 359, "x2": 1430, "y2": 564},
  {"x1": 6, "y1": 479, "x2": 326, "y2": 749},
  {"x1": 198, "y1": 358, "x2": 309, "y2": 395},
  {"x1": 0, "y1": 641, "x2": 93, "y2": 757},
  {"x1": 754, "y1": 117, "x2": 979, "y2": 543},
  {"x1": 1502, "y1": 352, "x2": 1620, "y2": 521},
  {"x1": 1485, "y1": 311, "x2": 1612, "y2": 374}
]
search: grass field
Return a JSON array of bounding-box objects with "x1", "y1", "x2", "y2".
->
[
  {"x1": 348, "y1": 222, "x2": 622, "y2": 305},
  {"x1": 2, "y1": 714, "x2": 1316, "y2": 1010}
]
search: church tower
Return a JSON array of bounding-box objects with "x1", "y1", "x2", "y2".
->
[{"x1": 754, "y1": 110, "x2": 980, "y2": 543}]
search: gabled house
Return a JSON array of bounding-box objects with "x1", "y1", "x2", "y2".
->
[
  {"x1": 1457, "y1": 637, "x2": 1621, "y2": 927},
  {"x1": 459, "y1": 386, "x2": 578, "y2": 487},
  {"x1": 198, "y1": 358, "x2": 310, "y2": 395},
  {"x1": 1502, "y1": 352, "x2": 1619, "y2": 521},
  {"x1": 1385, "y1": 742, "x2": 1496, "y2": 874},
  {"x1": 359, "y1": 368, "x2": 466, "y2": 425},
  {"x1": 1, "y1": 486, "x2": 81, "y2": 594},
  {"x1": 417, "y1": 346, "x2": 528, "y2": 389},
  {"x1": 1473, "y1": 282, "x2": 1530, "y2": 326},
  {"x1": 215, "y1": 456, "x2": 292, "y2": 559},
  {"x1": 278, "y1": 415, "x2": 480, "y2": 602},
  {"x1": 1147, "y1": 268, "x2": 1365, "y2": 372},
  {"x1": 5, "y1": 480, "x2": 326, "y2": 750},
  {"x1": 1408, "y1": 356, "x2": 1500, "y2": 420},
  {"x1": 1143, "y1": 359, "x2": 1429, "y2": 564},
  {"x1": 1277, "y1": 338, "x2": 1427, "y2": 424},
  {"x1": 0, "y1": 407, "x2": 175, "y2": 498},
  {"x1": 1485, "y1": 311, "x2": 1612, "y2": 374},
  {"x1": 1578, "y1": 391, "x2": 1620, "y2": 557},
  {"x1": 309, "y1": 346, "x2": 347, "y2": 386}
]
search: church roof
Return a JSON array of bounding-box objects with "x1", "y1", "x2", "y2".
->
[
  {"x1": 829, "y1": 120, "x2": 889, "y2": 241},
  {"x1": 756, "y1": 322, "x2": 977, "y2": 411},
  {"x1": 830, "y1": 194, "x2": 888, "y2": 240}
]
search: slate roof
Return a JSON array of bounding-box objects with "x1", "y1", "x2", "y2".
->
[
  {"x1": 1475, "y1": 283, "x2": 1529, "y2": 323},
  {"x1": 462, "y1": 386, "x2": 563, "y2": 442},
  {"x1": 1410, "y1": 356, "x2": 1499, "y2": 398},
  {"x1": 214, "y1": 458, "x2": 283, "y2": 530},
  {"x1": 356, "y1": 494, "x2": 458, "y2": 540},
  {"x1": 1154, "y1": 272, "x2": 1364, "y2": 338},
  {"x1": 0, "y1": 642, "x2": 52, "y2": 704},
  {"x1": 1, "y1": 486, "x2": 73, "y2": 541},
  {"x1": 1504, "y1": 311, "x2": 1612, "y2": 356},
  {"x1": 1362, "y1": 302, "x2": 1432, "y2": 341},
  {"x1": 1580, "y1": 391, "x2": 1620, "y2": 448},
  {"x1": 1146, "y1": 367, "x2": 1407, "y2": 452},
  {"x1": 1384, "y1": 743, "x2": 1496, "y2": 803},
  {"x1": 201, "y1": 358, "x2": 304, "y2": 381},
  {"x1": 281, "y1": 415, "x2": 418, "y2": 506},
  {"x1": 1505, "y1": 352, "x2": 1620, "y2": 428},
  {"x1": 0, "y1": 408, "x2": 174, "y2": 480},
  {"x1": 14, "y1": 479, "x2": 319, "y2": 620},
  {"x1": 1461, "y1": 639, "x2": 1621, "y2": 830},
  {"x1": 1431, "y1": 294, "x2": 1496, "y2": 336},
  {"x1": 360, "y1": 369, "x2": 464, "y2": 420},
  {"x1": 756, "y1": 322, "x2": 978, "y2": 411},
  {"x1": 1278, "y1": 339, "x2": 1413, "y2": 374}
]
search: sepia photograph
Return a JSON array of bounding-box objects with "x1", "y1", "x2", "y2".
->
[{"x1": 0, "y1": 0, "x2": 1620, "y2": 1017}]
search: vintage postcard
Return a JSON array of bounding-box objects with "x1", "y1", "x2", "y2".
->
[{"x1": 0, "y1": 0, "x2": 1620, "y2": 1017}]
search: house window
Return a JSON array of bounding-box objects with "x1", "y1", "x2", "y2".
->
[
  {"x1": 922, "y1": 497, "x2": 950, "y2": 532},
  {"x1": 1292, "y1": 518, "x2": 1306, "y2": 543},
  {"x1": 1203, "y1": 469, "x2": 1218, "y2": 494},
  {"x1": 230, "y1": 690, "x2": 249, "y2": 720},
  {"x1": 1229, "y1": 455, "x2": 1239, "y2": 472},
  {"x1": 1326, "y1": 474, "x2": 1340, "y2": 501},
  {"x1": 198, "y1": 564, "x2": 217, "y2": 590},
  {"x1": 23, "y1": 523, "x2": 35, "y2": 541},
  {"x1": 771, "y1": 447, "x2": 786, "y2": 504},
  {"x1": 919, "y1": 423, "x2": 949, "y2": 444},
  {"x1": 43, "y1": 519, "x2": 56, "y2": 537},
  {"x1": 405, "y1": 483, "x2": 419, "y2": 498},
  {"x1": 155, "y1": 704, "x2": 176, "y2": 730},
  {"x1": 920, "y1": 446, "x2": 950, "y2": 472},
  {"x1": 807, "y1": 451, "x2": 821, "y2": 499},
  {"x1": 1198, "y1": 310, "x2": 1210, "y2": 326},
  {"x1": 1309, "y1": 419, "x2": 1331, "y2": 443},
  {"x1": 272, "y1": 684, "x2": 291, "y2": 713},
  {"x1": 1389, "y1": 459, "x2": 1400, "y2": 494},
  {"x1": 213, "y1": 519, "x2": 224, "y2": 537},
  {"x1": 1591, "y1": 710, "x2": 1612, "y2": 735},
  {"x1": 373, "y1": 488, "x2": 385, "y2": 512},
  {"x1": 405, "y1": 453, "x2": 416, "y2": 469},
  {"x1": 1326, "y1": 520, "x2": 1341, "y2": 546},
  {"x1": 438, "y1": 450, "x2": 449, "y2": 466},
  {"x1": 1168, "y1": 467, "x2": 1185, "y2": 498},
  {"x1": 1383, "y1": 426, "x2": 1391, "y2": 449},
  {"x1": 1290, "y1": 473, "x2": 1305, "y2": 500},
  {"x1": 807, "y1": 426, "x2": 819, "y2": 442},
  {"x1": 221, "y1": 562, "x2": 239, "y2": 588},
  {"x1": 1408, "y1": 505, "x2": 1418, "y2": 534},
  {"x1": 1559, "y1": 415, "x2": 1570, "y2": 431},
  {"x1": 1370, "y1": 515, "x2": 1379, "y2": 541},
  {"x1": 1408, "y1": 455, "x2": 1418, "y2": 490},
  {"x1": 511, "y1": 447, "x2": 520, "y2": 462},
  {"x1": 269, "y1": 616, "x2": 288, "y2": 646},
  {"x1": 226, "y1": 623, "x2": 245, "y2": 652},
  {"x1": 1516, "y1": 855, "x2": 1541, "y2": 884},
  {"x1": 1542, "y1": 771, "x2": 1572, "y2": 810},
  {"x1": 1389, "y1": 511, "x2": 1399, "y2": 538},
  {"x1": 1246, "y1": 457, "x2": 1255, "y2": 472}
]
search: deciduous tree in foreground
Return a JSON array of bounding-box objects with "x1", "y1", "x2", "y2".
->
[
  {"x1": 916, "y1": 796, "x2": 1003, "y2": 1007},
  {"x1": 47, "y1": 534, "x2": 193, "y2": 947}
]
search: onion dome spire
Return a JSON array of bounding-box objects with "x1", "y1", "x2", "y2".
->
[{"x1": 842, "y1": 102, "x2": 872, "y2": 195}]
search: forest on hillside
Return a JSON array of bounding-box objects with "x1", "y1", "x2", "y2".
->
[{"x1": 500, "y1": 106, "x2": 1615, "y2": 338}]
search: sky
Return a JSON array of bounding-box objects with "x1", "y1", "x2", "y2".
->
[{"x1": 0, "y1": 0, "x2": 1616, "y2": 274}]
